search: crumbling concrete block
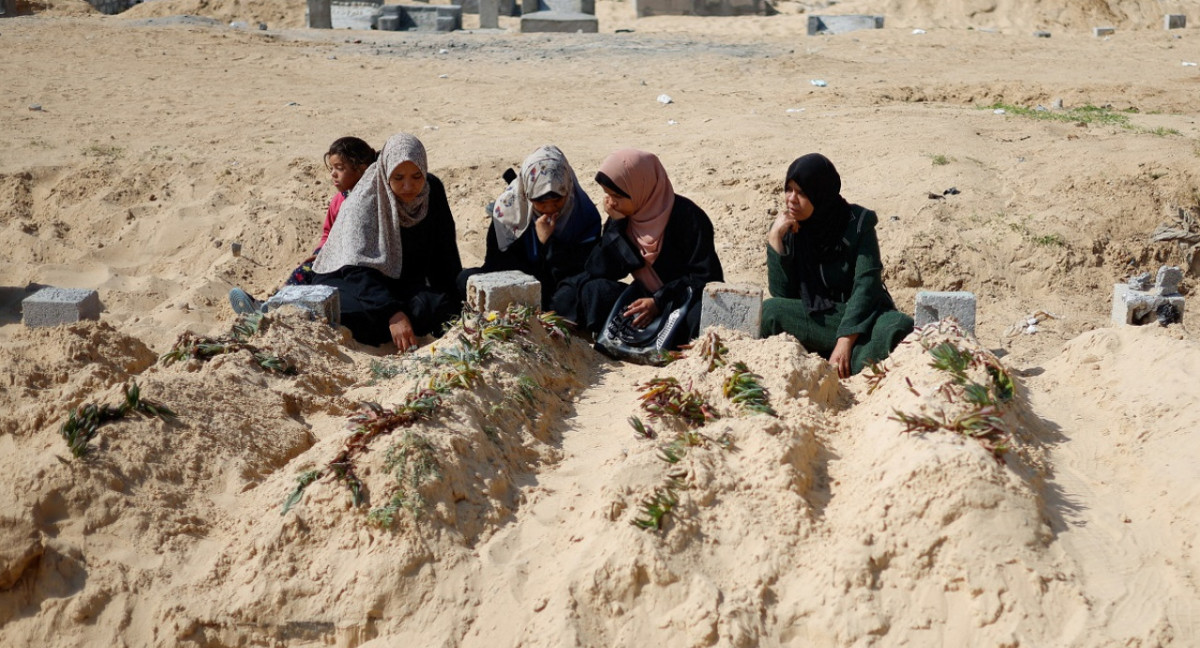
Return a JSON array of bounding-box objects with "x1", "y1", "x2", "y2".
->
[
  {"x1": 1093, "y1": 27, "x2": 1115, "y2": 37},
  {"x1": 22, "y1": 288, "x2": 102, "y2": 328},
  {"x1": 460, "y1": 0, "x2": 515, "y2": 14},
  {"x1": 914, "y1": 291, "x2": 976, "y2": 335},
  {"x1": 699, "y1": 282, "x2": 763, "y2": 338},
  {"x1": 466, "y1": 271, "x2": 541, "y2": 313},
  {"x1": 806, "y1": 14, "x2": 884, "y2": 36},
  {"x1": 307, "y1": 0, "x2": 333, "y2": 28},
  {"x1": 265, "y1": 285, "x2": 341, "y2": 325},
  {"x1": 520, "y1": 10, "x2": 598, "y2": 32},
  {"x1": 1111, "y1": 265, "x2": 1186, "y2": 325},
  {"x1": 1165, "y1": 14, "x2": 1186, "y2": 29}
]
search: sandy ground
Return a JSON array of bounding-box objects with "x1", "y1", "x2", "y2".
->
[{"x1": 3, "y1": 1, "x2": 1200, "y2": 646}]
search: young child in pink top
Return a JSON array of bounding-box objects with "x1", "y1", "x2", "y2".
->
[
  {"x1": 287, "y1": 136, "x2": 377, "y2": 285},
  {"x1": 229, "y1": 137, "x2": 377, "y2": 314}
]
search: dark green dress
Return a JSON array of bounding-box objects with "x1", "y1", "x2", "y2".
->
[{"x1": 760, "y1": 204, "x2": 913, "y2": 374}]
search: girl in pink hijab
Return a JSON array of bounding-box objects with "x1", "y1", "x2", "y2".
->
[{"x1": 564, "y1": 149, "x2": 723, "y2": 349}]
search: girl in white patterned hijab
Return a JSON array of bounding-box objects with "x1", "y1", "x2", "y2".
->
[
  {"x1": 491, "y1": 144, "x2": 580, "y2": 251},
  {"x1": 313, "y1": 133, "x2": 431, "y2": 279}
]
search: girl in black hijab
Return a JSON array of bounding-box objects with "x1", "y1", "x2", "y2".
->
[{"x1": 761, "y1": 153, "x2": 913, "y2": 377}]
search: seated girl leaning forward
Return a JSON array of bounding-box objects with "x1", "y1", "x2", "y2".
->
[
  {"x1": 457, "y1": 144, "x2": 601, "y2": 312},
  {"x1": 564, "y1": 148, "x2": 724, "y2": 348},
  {"x1": 311, "y1": 133, "x2": 463, "y2": 352},
  {"x1": 760, "y1": 153, "x2": 914, "y2": 378}
]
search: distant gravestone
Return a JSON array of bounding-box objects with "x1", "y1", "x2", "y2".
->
[
  {"x1": 461, "y1": 0, "x2": 516, "y2": 16},
  {"x1": 520, "y1": 11, "x2": 598, "y2": 32},
  {"x1": 307, "y1": 0, "x2": 333, "y2": 28},
  {"x1": 699, "y1": 283, "x2": 763, "y2": 338},
  {"x1": 633, "y1": 0, "x2": 766, "y2": 17},
  {"x1": 375, "y1": 4, "x2": 463, "y2": 32},
  {"x1": 0, "y1": 0, "x2": 15, "y2": 17},
  {"x1": 1165, "y1": 14, "x2": 1186, "y2": 29},
  {"x1": 1093, "y1": 26, "x2": 1115, "y2": 37},
  {"x1": 332, "y1": 0, "x2": 383, "y2": 30},
  {"x1": 806, "y1": 14, "x2": 884, "y2": 36},
  {"x1": 522, "y1": 0, "x2": 593, "y2": 14},
  {"x1": 479, "y1": 0, "x2": 499, "y2": 28}
]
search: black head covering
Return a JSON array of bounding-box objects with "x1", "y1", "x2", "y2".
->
[{"x1": 784, "y1": 153, "x2": 853, "y2": 313}]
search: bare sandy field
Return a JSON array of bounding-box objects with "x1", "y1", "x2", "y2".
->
[{"x1": 2, "y1": 2, "x2": 1200, "y2": 646}]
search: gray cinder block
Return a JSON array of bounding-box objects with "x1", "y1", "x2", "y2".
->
[
  {"x1": 1093, "y1": 27, "x2": 1115, "y2": 37},
  {"x1": 806, "y1": 15, "x2": 884, "y2": 36},
  {"x1": 1165, "y1": 14, "x2": 1186, "y2": 29},
  {"x1": 307, "y1": 0, "x2": 333, "y2": 28},
  {"x1": 377, "y1": 14, "x2": 400, "y2": 30},
  {"x1": 22, "y1": 288, "x2": 102, "y2": 328},
  {"x1": 520, "y1": 10, "x2": 598, "y2": 33},
  {"x1": 699, "y1": 282, "x2": 763, "y2": 338},
  {"x1": 466, "y1": 271, "x2": 541, "y2": 313},
  {"x1": 265, "y1": 285, "x2": 341, "y2": 325},
  {"x1": 914, "y1": 291, "x2": 976, "y2": 335}
]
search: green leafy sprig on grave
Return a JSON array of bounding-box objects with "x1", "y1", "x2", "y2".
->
[
  {"x1": 889, "y1": 335, "x2": 1016, "y2": 459},
  {"x1": 281, "y1": 305, "x2": 568, "y2": 520},
  {"x1": 60, "y1": 382, "x2": 175, "y2": 458},
  {"x1": 160, "y1": 312, "x2": 295, "y2": 374}
]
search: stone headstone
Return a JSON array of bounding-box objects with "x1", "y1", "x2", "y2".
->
[
  {"x1": 520, "y1": 10, "x2": 598, "y2": 32},
  {"x1": 522, "y1": 0, "x2": 593, "y2": 14},
  {"x1": 699, "y1": 283, "x2": 763, "y2": 338},
  {"x1": 0, "y1": 0, "x2": 16, "y2": 17},
  {"x1": 479, "y1": 0, "x2": 500, "y2": 28},
  {"x1": 466, "y1": 271, "x2": 541, "y2": 312},
  {"x1": 633, "y1": 0, "x2": 764, "y2": 17},
  {"x1": 264, "y1": 285, "x2": 341, "y2": 325},
  {"x1": 22, "y1": 287, "x2": 102, "y2": 328},
  {"x1": 307, "y1": 0, "x2": 333, "y2": 28},
  {"x1": 806, "y1": 14, "x2": 884, "y2": 36},
  {"x1": 332, "y1": 0, "x2": 383, "y2": 30},
  {"x1": 375, "y1": 4, "x2": 462, "y2": 31},
  {"x1": 1164, "y1": 14, "x2": 1186, "y2": 30},
  {"x1": 1093, "y1": 26, "x2": 1115, "y2": 37},
  {"x1": 914, "y1": 291, "x2": 976, "y2": 335}
]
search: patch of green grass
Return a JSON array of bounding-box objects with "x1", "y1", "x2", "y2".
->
[
  {"x1": 986, "y1": 102, "x2": 1130, "y2": 127},
  {"x1": 1033, "y1": 233, "x2": 1066, "y2": 247},
  {"x1": 929, "y1": 154, "x2": 952, "y2": 166}
]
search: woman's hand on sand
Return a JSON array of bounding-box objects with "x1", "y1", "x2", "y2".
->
[
  {"x1": 768, "y1": 211, "x2": 799, "y2": 254},
  {"x1": 388, "y1": 311, "x2": 417, "y2": 353},
  {"x1": 623, "y1": 297, "x2": 660, "y2": 329},
  {"x1": 534, "y1": 212, "x2": 558, "y2": 244},
  {"x1": 830, "y1": 334, "x2": 858, "y2": 379}
]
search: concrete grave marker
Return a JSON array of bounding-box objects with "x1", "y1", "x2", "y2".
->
[
  {"x1": 466, "y1": 271, "x2": 541, "y2": 313},
  {"x1": 699, "y1": 282, "x2": 763, "y2": 338},
  {"x1": 307, "y1": 0, "x2": 333, "y2": 28},
  {"x1": 520, "y1": 11, "x2": 598, "y2": 32},
  {"x1": 1165, "y1": 14, "x2": 1186, "y2": 29},
  {"x1": 1112, "y1": 266, "x2": 1186, "y2": 326},
  {"x1": 915, "y1": 291, "x2": 976, "y2": 335},
  {"x1": 806, "y1": 15, "x2": 884, "y2": 36},
  {"x1": 265, "y1": 285, "x2": 341, "y2": 325},
  {"x1": 22, "y1": 287, "x2": 102, "y2": 328}
]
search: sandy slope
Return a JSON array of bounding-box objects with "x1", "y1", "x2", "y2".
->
[{"x1": 2, "y1": 3, "x2": 1200, "y2": 646}]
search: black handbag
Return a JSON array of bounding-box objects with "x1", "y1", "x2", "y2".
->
[{"x1": 594, "y1": 284, "x2": 692, "y2": 365}]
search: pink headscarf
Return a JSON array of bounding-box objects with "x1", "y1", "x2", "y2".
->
[{"x1": 597, "y1": 149, "x2": 675, "y2": 292}]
